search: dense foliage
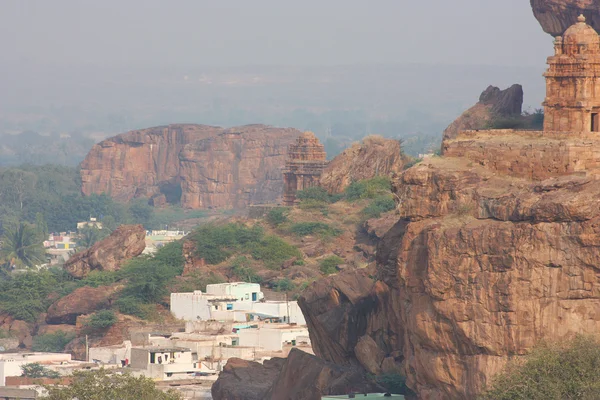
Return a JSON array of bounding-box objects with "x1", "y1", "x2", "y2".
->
[
  {"x1": 190, "y1": 223, "x2": 301, "y2": 269},
  {"x1": 0, "y1": 165, "x2": 204, "y2": 234},
  {"x1": 32, "y1": 331, "x2": 75, "y2": 352},
  {"x1": 361, "y1": 195, "x2": 396, "y2": 219},
  {"x1": 266, "y1": 207, "x2": 289, "y2": 226},
  {"x1": 480, "y1": 335, "x2": 600, "y2": 400},
  {"x1": 21, "y1": 363, "x2": 60, "y2": 379},
  {"x1": 0, "y1": 221, "x2": 46, "y2": 268},
  {"x1": 85, "y1": 310, "x2": 118, "y2": 331},
  {"x1": 44, "y1": 369, "x2": 183, "y2": 400},
  {"x1": 290, "y1": 222, "x2": 341, "y2": 238}
]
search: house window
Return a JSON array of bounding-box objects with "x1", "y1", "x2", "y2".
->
[
  {"x1": 227, "y1": 303, "x2": 233, "y2": 310},
  {"x1": 245, "y1": 294, "x2": 249, "y2": 300}
]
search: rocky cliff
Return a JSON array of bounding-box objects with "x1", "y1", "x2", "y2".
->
[
  {"x1": 64, "y1": 224, "x2": 146, "y2": 278},
  {"x1": 531, "y1": 0, "x2": 600, "y2": 36},
  {"x1": 80, "y1": 124, "x2": 301, "y2": 209},
  {"x1": 320, "y1": 135, "x2": 406, "y2": 194},
  {"x1": 214, "y1": 129, "x2": 600, "y2": 399},
  {"x1": 442, "y1": 85, "x2": 523, "y2": 142}
]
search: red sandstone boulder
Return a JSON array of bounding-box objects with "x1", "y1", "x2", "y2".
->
[
  {"x1": 531, "y1": 0, "x2": 600, "y2": 36},
  {"x1": 211, "y1": 357, "x2": 286, "y2": 400},
  {"x1": 321, "y1": 135, "x2": 406, "y2": 194},
  {"x1": 442, "y1": 84, "x2": 523, "y2": 142},
  {"x1": 46, "y1": 284, "x2": 122, "y2": 325},
  {"x1": 64, "y1": 225, "x2": 146, "y2": 278},
  {"x1": 80, "y1": 124, "x2": 301, "y2": 209}
]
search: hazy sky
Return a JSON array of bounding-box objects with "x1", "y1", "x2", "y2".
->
[{"x1": 1, "y1": 0, "x2": 551, "y2": 68}]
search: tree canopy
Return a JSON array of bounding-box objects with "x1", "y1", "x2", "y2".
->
[
  {"x1": 44, "y1": 369, "x2": 182, "y2": 400},
  {"x1": 480, "y1": 335, "x2": 600, "y2": 400}
]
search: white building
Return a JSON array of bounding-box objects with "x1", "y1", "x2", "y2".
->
[
  {"x1": 237, "y1": 325, "x2": 310, "y2": 351},
  {"x1": 205, "y1": 282, "x2": 264, "y2": 302},
  {"x1": 233, "y1": 301, "x2": 306, "y2": 325},
  {"x1": 0, "y1": 352, "x2": 72, "y2": 386},
  {"x1": 129, "y1": 347, "x2": 199, "y2": 380}
]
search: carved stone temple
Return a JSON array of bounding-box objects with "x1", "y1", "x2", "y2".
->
[
  {"x1": 544, "y1": 15, "x2": 600, "y2": 131},
  {"x1": 282, "y1": 131, "x2": 328, "y2": 206}
]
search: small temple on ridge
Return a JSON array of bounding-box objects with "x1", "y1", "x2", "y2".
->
[
  {"x1": 282, "y1": 131, "x2": 328, "y2": 206},
  {"x1": 544, "y1": 14, "x2": 600, "y2": 132}
]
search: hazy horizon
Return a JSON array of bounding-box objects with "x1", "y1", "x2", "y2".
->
[{"x1": 0, "y1": 1, "x2": 554, "y2": 163}]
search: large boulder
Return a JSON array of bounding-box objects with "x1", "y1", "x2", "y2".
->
[
  {"x1": 212, "y1": 349, "x2": 379, "y2": 400},
  {"x1": 46, "y1": 284, "x2": 122, "y2": 325},
  {"x1": 442, "y1": 85, "x2": 523, "y2": 142},
  {"x1": 211, "y1": 357, "x2": 286, "y2": 400},
  {"x1": 320, "y1": 135, "x2": 406, "y2": 194},
  {"x1": 80, "y1": 124, "x2": 301, "y2": 209},
  {"x1": 64, "y1": 225, "x2": 146, "y2": 278},
  {"x1": 531, "y1": 0, "x2": 600, "y2": 37}
]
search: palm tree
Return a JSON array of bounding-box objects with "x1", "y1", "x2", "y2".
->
[{"x1": 1, "y1": 222, "x2": 46, "y2": 268}]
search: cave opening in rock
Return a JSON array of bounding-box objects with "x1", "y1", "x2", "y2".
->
[{"x1": 159, "y1": 180, "x2": 183, "y2": 205}]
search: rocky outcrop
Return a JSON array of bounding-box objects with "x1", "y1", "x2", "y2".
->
[
  {"x1": 64, "y1": 225, "x2": 146, "y2": 278},
  {"x1": 180, "y1": 125, "x2": 300, "y2": 209},
  {"x1": 211, "y1": 357, "x2": 286, "y2": 400},
  {"x1": 212, "y1": 349, "x2": 379, "y2": 400},
  {"x1": 320, "y1": 135, "x2": 406, "y2": 194},
  {"x1": 46, "y1": 284, "x2": 122, "y2": 325},
  {"x1": 531, "y1": 0, "x2": 600, "y2": 36},
  {"x1": 442, "y1": 85, "x2": 523, "y2": 142},
  {"x1": 80, "y1": 124, "x2": 301, "y2": 209}
]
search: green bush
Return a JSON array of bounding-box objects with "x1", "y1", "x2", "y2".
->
[
  {"x1": 21, "y1": 363, "x2": 60, "y2": 379},
  {"x1": 266, "y1": 207, "x2": 289, "y2": 226},
  {"x1": 273, "y1": 279, "x2": 296, "y2": 292},
  {"x1": 480, "y1": 335, "x2": 600, "y2": 400},
  {"x1": 85, "y1": 310, "x2": 117, "y2": 331},
  {"x1": 296, "y1": 187, "x2": 332, "y2": 203},
  {"x1": 175, "y1": 272, "x2": 225, "y2": 293},
  {"x1": 114, "y1": 296, "x2": 147, "y2": 319},
  {"x1": 248, "y1": 236, "x2": 302, "y2": 269},
  {"x1": 79, "y1": 270, "x2": 118, "y2": 288},
  {"x1": 344, "y1": 176, "x2": 392, "y2": 201},
  {"x1": 190, "y1": 224, "x2": 264, "y2": 265},
  {"x1": 290, "y1": 222, "x2": 341, "y2": 238},
  {"x1": 362, "y1": 195, "x2": 396, "y2": 219},
  {"x1": 229, "y1": 257, "x2": 263, "y2": 283},
  {"x1": 319, "y1": 255, "x2": 344, "y2": 275},
  {"x1": 32, "y1": 331, "x2": 75, "y2": 352}
]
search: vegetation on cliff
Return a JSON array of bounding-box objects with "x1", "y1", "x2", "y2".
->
[{"x1": 481, "y1": 336, "x2": 600, "y2": 400}]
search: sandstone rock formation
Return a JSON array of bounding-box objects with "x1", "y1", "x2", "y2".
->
[
  {"x1": 442, "y1": 85, "x2": 523, "y2": 142},
  {"x1": 212, "y1": 349, "x2": 379, "y2": 400},
  {"x1": 531, "y1": 0, "x2": 600, "y2": 36},
  {"x1": 320, "y1": 135, "x2": 406, "y2": 194},
  {"x1": 46, "y1": 284, "x2": 122, "y2": 325},
  {"x1": 64, "y1": 225, "x2": 146, "y2": 278},
  {"x1": 80, "y1": 124, "x2": 301, "y2": 209}
]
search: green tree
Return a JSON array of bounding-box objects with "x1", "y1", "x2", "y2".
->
[
  {"x1": 21, "y1": 363, "x2": 60, "y2": 379},
  {"x1": 77, "y1": 226, "x2": 109, "y2": 249},
  {"x1": 319, "y1": 255, "x2": 344, "y2": 275},
  {"x1": 101, "y1": 215, "x2": 118, "y2": 232},
  {"x1": 0, "y1": 221, "x2": 45, "y2": 268},
  {"x1": 84, "y1": 310, "x2": 117, "y2": 331},
  {"x1": 44, "y1": 369, "x2": 182, "y2": 400},
  {"x1": 35, "y1": 212, "x2": 48, "y2": 238},
  {"x1": 480, "y1": 335, "x2": 600, "y2": 400},
  {"x1": 32, "y1": 331, "x2": 75, "y2": 352}
]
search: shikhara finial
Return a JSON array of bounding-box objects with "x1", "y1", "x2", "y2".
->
[{"x1": 578, "y1": 14, "x2": 586, "y2": 23}]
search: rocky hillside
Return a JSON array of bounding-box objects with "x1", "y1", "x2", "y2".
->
[
  {"x1": 531, "y1": 0, "x2": 600, "y2": 36},
  {"x1": 320, "y1": 135, "x2": 407, "y2": 193},
  {"x1": 442, "y1": 85, "x2": 523, "y2": 142},
  {"x1": 80, "y1": 124, "x2": 301, "y2": 209},
  {"x1": 214, "y1": 129, "x2": 600, "y2": 399}
]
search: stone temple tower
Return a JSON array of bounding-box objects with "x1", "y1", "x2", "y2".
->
[
  {"x1": 282, "y1": 131, "x2": 327, "y2": 206},
  {"x1": 544, "y1": 15, "x2": 600, "y2": 132}
]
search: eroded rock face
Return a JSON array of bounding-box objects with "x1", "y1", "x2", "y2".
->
[
  {"x1": 531, "y1": 0, "x2": 600, "y2": 36},
  {"x1": 64, "y1": 225, "x2": 146, "y2": 278},
  {"x1": 80, "y1": 124, "x2": 301, "y2": 209},
  {"x1": 180, "y1": 126, "x2": 300, "y2": 209},
  {"x1": 211, "y1": 357, "x2": 286, "y2": 400},
  {"x1": 321, "y1": 135, "x2": 405, "y2": 194},
  {"x1": 388, "y1": 156, "x2": 600, "y2": 399},
  {"x1": 46, "y1": 284, "x2": 122, "y2": 325},
  {"x1": 442, "y1": 85, "x2": 523, "y2": 142}
]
